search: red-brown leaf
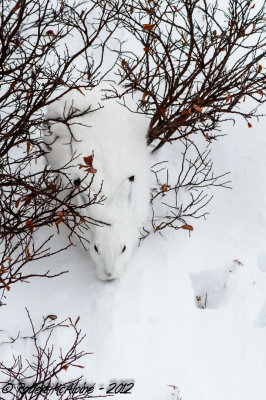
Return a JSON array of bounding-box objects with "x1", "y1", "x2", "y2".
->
[
  {"x1": 226, "y1": 93, "x2": 231, "y2": 103},
  {"x1": 26, "y1": 246, "x2": 31, "y2": 261},
  {"x1": 46, "y1": 30, "x2": 55, "y2": 37},
  {"x1": 83, "y1": 155, "x2": 93, "y2": 167},
  {"x1": 84, "y1": 167, "x2": 97, "y2": 174},
  {"x1": 76, "y1": 87, "x2": 85, "y2": 96},
  {"x1": 258, "y1": 64, "x2": 262, "y2": 73},
  {"x1": 46, "y1": 314, "x2": 57, "y2": 320},
  {"x1": 0, "y1": 277, "x2": 10, "y2": 291},
  {"x1": 25, "y1": 219, "x2": 34, "y2": 235},
  {"x1": 142, "y1": 92, "x2": 148, "y2": 102},
  {"x1": 233, "y1": 259, "x2": 243, "y2": 266},
  {"x1": 160, "y1": 184, "x2": 168, "y2": 192},
  {"x1": 181, "y1": 109, "x2": 191, "y2": 116},
  {"x1": 181, "y1": 224, "x2": 194, "y2": 231},
  {"x1": 15, "y1": 198, "x2": 21, "y2": 208},
  {"x1": 193, "y1": 105, "x2": 202, "y2": 113},
  {"x1": 142, "y1": 24, "x2": 155, "y2": 31},
  {"x1": 1, "y1": 264, "x2": 7, "y2": 273},
  {"x1": 56, "y1": 214, "x2": 63, "y2": 225}
]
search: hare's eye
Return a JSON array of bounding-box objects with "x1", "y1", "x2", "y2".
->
[
  {"x1": 121, "y1": 245, "x2": 126, "y2": 254},
  {"x1": 94, "y1": 245, "x2": 99, "y2": 253},
  {"x1": 73, "y1": 178, "x2": 81, "y2": 186}
]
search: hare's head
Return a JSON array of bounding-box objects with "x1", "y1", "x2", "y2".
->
[
  {"x1": 88, "y1": 175, "x2": 140, "y2": 280},
  {"x1": 89, "y1": 221, "x2": 137, "y2": 281}
]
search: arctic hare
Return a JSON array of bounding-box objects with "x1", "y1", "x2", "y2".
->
[{"x1": 44, "y1": 85, "x2": 150, "y2": 280}]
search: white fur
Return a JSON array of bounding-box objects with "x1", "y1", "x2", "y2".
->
[{"x1": 43, "y1": 85, "x2": 150, "y2": 280}]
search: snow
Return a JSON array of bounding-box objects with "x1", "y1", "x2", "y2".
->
[
  {"x1": 2, "y1": 3, "x2": 266, "y2": 399},
  {"x1": 1, "y1": 102, "x2": 266, "y2": 400}
]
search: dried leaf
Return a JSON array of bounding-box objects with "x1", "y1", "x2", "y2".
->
[
  {"x1": 121, "y1": 59, "x2": 126, "y2": 69},
  {"x1": 24, "y1": 195, "x2": 32, "y2": 206},
  {"x1": 247, "y1": 122, "x2": 252, "y2": 128},
  {"x1": 56, "y1": 214, "x2": 63, "y2": 225},
  {"x1": 26, "y1": 246, "x2": 31, "y2": 261},
  {"x1": 257, "y1": 90, "x2": 263, "y2": 96},
  {"x1": 62, "y1": 365, "x2": 69, "y2": 371},
  {"x1": 193, "y1": 104, "x2": 202, "y2": 113},
  {"x1": 80, "y1": 216, "x2": 85, "y2": 224},
  {"x1": 160, "y1": 184, "x2": 168, "y2": 192},
  {"x1": 226, "y1": 93, "x2": 231, "y2": 103},
  {"x1": 46, "y1": 314, "x2": 57, "y2": 320},
  {"x1": 130, "y1": 6, "x2": 134, "y2": 14},
  {"x1": 1, "y1": 264, "x2": 7, "y2": 274},
  {"x1": 75, "y1": 316, "x2": 80, "y2": 326},
  {"x1": 15, "y1": 198, "x2": 21, "y2": 208},
  {"x1": 160, "y1": 108, "x2": 167, "y2": 117},
  {"x1": 258, "y1": 64, "x2": 262, "y2": 73},
  {"x1": 84, "y1": 167, "x2": 97, "y2": 174},
  {"x1": 212, "y1": 30, "x2": 217, "y2": 36},
  {"x1": 26, "y1": 141, "x2": 30, "y2": 153},
  {"x1": 76, "y1": 87, "x2": 85, "y2": 96},
  {"x1": 181, "y1": 109, "x2": 191, "y2": 116},
  {"x1": 0, "y1": 277, "x2": 10, "y2": 291},
  {"x1": 252, "y1": 23, "x2": 256, "y2": 31},
  {"x1": 233, "y1": 259, "x2": 243, "y2": 266},
  {"x1": 83, "y1": 155, "x2": 93, "y2": 167},
  {"x1": 181, "y1": 224, "x2": 194, "y2": 231},
  {"x1": 143, "y1": 47, "x2": 150, "y2": 52},
  {"x1": 48, "y1": 183, "x2": 56, "y2": 192},
  {"x1": 142, "y1": 24, "x2": 155, "y2": 31},
  {"x1": 11, "y1": 82, "x2": 16, "y2": 90},
  {"x1": 250, "y1": 4, "x2": 255, "y2": 9},
  {"x1": 25, "y1": 219, "x2": 34, "y2": 235},
  {"x1": 46, "y1": 30, "x2": 55, "y2": 37},
  {"x1": 142, "y1": 92, "x2": 148, "y2": 102}
]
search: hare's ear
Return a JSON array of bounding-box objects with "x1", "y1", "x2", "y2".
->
[{"x1": 112, "y1": 176, "x2": 135, "y2": 210}]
